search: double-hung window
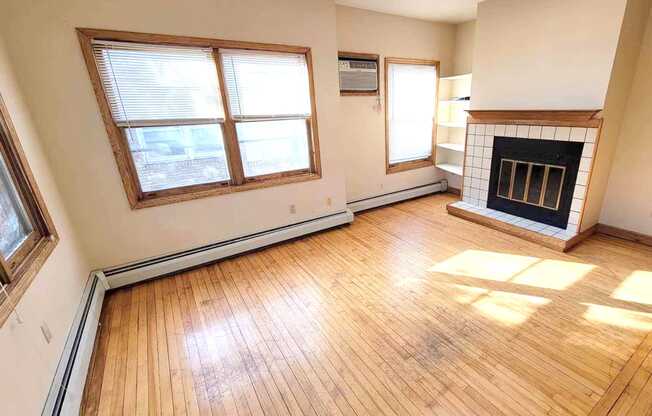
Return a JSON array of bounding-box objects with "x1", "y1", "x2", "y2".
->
[
  {"x1": 92, "y1": 42, "x2": 230, "y2": 193},
  {"x1": 385, "y1": 58, "x2": 438, "y2": 173},
  {"x1": 221, "y1": 50, "x2": 314, "y2": 178},
  {"x1": 79, "y1": 29, "x2": 320, "y2": 208},
  {"x1": 0, "y1": 94, "x2": 57, "y2": 322}
]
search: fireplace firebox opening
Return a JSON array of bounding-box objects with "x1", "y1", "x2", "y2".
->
[
  {"x1": 496, "y1": 159, "x2": 566, "y2": 211},
  {"x1": 488, "y1": 137, "x2": 583, "y2": 228}
]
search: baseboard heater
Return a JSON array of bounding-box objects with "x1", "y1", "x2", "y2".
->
[
  {"x1": 347, "y1": 181, "x2": 447, "y2": 213},
  {"x1": 103, "y1": 209, "x2": 354, "y2": 289},
  {"x1": 39, "y1": 183, "x2": 443, "y2": 414},
  {"x1": 42, "y1": 272, "x2": 107, "y2": 416},
  {"x1": 40, "y1": 210, "x2": 352, "y2": 414}
]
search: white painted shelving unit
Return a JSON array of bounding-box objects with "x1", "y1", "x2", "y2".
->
[
  {"x1": 436, "y1": 163, "x2": 464, "y2": 176},
  {"x1": 435, "y1": 73, "x2": 472, "y2": 188}
]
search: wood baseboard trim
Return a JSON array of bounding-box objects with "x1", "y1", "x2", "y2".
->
[
  {"x1": 446, "y1": 203, "x2": 595, "y2": 252},
  {"x1": 566, "y1": 224, "x2": 597, "y2": 251},
  {"x1": 597, "y1": 223, "x2": 652, "y2": 247}
]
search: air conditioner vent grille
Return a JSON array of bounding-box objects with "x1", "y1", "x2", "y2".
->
[{"x1": 339, "y1": 58, "x2": 378, "y2": 92}]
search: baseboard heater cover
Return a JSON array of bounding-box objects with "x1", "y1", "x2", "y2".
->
[
  {"x1": 347, "y1": 181, "x2": 446, "y2": 213},
  {"x1": 104, "y1": 209, "x2": 354, "y2": 288},
  {"x1": 42, "y1": 272, "x2": 107, "y2": 416}
]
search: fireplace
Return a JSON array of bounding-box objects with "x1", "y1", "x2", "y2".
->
[
  {"x1": 488, "y1": 137, "x2": 583, "y2": 228},
  {"x1": 447, "y1": 110, "x2": 602, "y2": 252}
]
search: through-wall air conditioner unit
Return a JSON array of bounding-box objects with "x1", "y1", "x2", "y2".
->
[{"x1": 338, "y1": 52, "x2": 379, "y2": 95}]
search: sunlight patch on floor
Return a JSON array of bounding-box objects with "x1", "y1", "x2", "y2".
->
[
  {"x1": 512, "y1": 259, "x2": 594, "y2": 290},
  {"x1": 447, "y1": 283, "x2": 489, "y2": 304},
  {"x1": 612, "y1": 271, "x2": 652, "y2": 305},
  {"x1": 429, "y1": 250, "x2": 539, "y2": 281},
  {"x1": 472, "y1": 291, "x2": 550, "y2": 325},
  {"x1": 429, "y1": 249, "x2": 594, "y2": 290},
  {"x1": 583, "y1": 303, "x2": 652, "y2": 331}
]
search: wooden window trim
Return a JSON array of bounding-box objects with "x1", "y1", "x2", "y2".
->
[
  {"x1": 338, "y1": 51, "x2": 380, "y2": 96},
  {"x1": 384, "y1": 57, "x2": 440, "y2": 174},
  {"x1": 0, "y1": 93, "x2": 58, "y2": 327},
  {"x1": 77, "y1": 28, "x2": 322, "y2": 209}
]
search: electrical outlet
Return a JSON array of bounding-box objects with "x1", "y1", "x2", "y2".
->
[
  {"x1": 40, "y1": 322, "x2": 52, "y2": 344},
  {"x1": 326, "y1": 197, "x2": 332, "y2": 207},
  {"x1": 289, "y1": 204, "x2": 296, "y2": 214}
]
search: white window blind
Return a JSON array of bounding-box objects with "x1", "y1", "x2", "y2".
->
[
  {"x1": 220, "y1": 49, "x2": 312, "y2": 119},
  {"x1": 92, "y1": 40, "x2": 224, "y2": 126},
  {"x1": 387, "y1": 63, "x2": 437, "y2": 164}
]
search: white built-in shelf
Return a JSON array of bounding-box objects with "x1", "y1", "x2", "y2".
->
[
  {"x1": 437, "y1": 142, "x2": 465, "y2": 152},
  {"x1": 438, "y1": 121, "x2": 466, "y2": 128},
  {"x1": 436, "y1": 72, "x2": 471, "y2": 176},
  {"x1": 440, "y1": 73, "x2": 472, "y2": 81},
  {"x1": 436, "y1": 163, "x2": 463, "y2": 176}
]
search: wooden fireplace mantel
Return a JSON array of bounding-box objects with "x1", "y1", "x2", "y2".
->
[{"x1": 466, "y1": 109, "x2": 603, "y2": 127}]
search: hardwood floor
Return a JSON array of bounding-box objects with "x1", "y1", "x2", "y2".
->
[{"x1": 81, "y1": 194, "x2": 652, "y2": 416}]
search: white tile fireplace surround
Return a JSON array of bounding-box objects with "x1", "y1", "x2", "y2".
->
[{"x1": 447, "y1": 110, "x2": 602, "y2": 251}]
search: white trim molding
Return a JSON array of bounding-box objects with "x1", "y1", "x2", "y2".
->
[
  {"x1": 347, "y1": 182, "x2": 446, "y2": 213},
  {"x1": 103, "y1": 210, "x2": 354, "y2": 289},
  {"x1": 42, "y1": 272, "x2": 106, "y2": 416}
]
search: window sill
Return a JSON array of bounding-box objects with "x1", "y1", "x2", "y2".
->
[
  {"x1": 340, "y1": 90, "x2": 379, "y2": 96},
  {"x1": 386, "y1": 159, "x2": 434, "y2": 174},
  {"x1": 133, "y1": 171, "x2": 322, "y2": 209},
  {"x1": 0, "y1": 235, "x2": 59, "y2": 327}
]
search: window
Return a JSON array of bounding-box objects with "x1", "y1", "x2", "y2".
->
[
  {"x1": 384, "y1": 58, "x2": 438, "y2": 173},
  {"x1": 92, "y1": 41, "x2": 229, "y2": 194},
  {"x1": 220, "y1": 49, "x2": 314, "y2": 178},
  {"x1": 78, "y1": 29, "x2": 321, "y2": 208},
  {"x1": 0, "y1": 93, "x2": 58, "y2": 322}
]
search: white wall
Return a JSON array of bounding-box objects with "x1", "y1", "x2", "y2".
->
[
  {"x1": 453, "y1": 20, "x2": 475, "y2": 75},
  {"x1": 0, "y1": 2, "x2": 455, "y2": 413},
  {"x1": 600, "y1": 8, "x2": 652, "y2": 234},
  {"x1": 0, "y1": 36, "x2": 91, "y2": 416},
  {"x1": 467, "y1": 0, "x2": 652, "y2": 232},
  {"x1": 1, "y1": 1, "x2": 647, "y2": 414},
  {"x1": 0, "y1": 0, "x2": 346, "y2": 269},
  {"x1": 335, "y1": 5, "x2": 455, "y2": 201},
  {"x1": 579, "y1": 0, "x2": 651, "y2": 230},
  {"x1": 471, "y1": 0, "x2": 627, "y2": 110}
]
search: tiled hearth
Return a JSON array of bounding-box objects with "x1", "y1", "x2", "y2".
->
[
  {"x1": 447, "y1": 110, "x2": 602, "y2": 251},
  {"x1": 449, "y1": 201, "x2": 578, "y2": 239}
]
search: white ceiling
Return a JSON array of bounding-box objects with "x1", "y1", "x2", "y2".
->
[{"x1": 335, "y1": 0, "x2": 478, "y2": 23}]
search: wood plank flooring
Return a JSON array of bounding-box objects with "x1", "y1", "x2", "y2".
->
[{"x1": 81, "y1": 194, "x2": 652, "y2": 416}]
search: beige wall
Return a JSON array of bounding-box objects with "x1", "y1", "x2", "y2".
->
[
  {"x1": 0, "y1": 2, "x2": 455, "y2": 412},
  {"x1": 600, "y1": 8, "x2": 652, "y2": 234},
  {"x1": 0, "y1": 0, "x2": 346, "y2": 269},
  {"x1": 335, "y1": 5, "x2": 455, "y2": 201},
  {"x1": 453, "y1": 20, "x2": 475, "y2": 75},
  {"x1": 2, "y1": 1, "x2": 648, "y2": 412},
  {"x1": 468, "y1": 0, "x2": 652, "y2": 233},
  {"x1": 471, "y1": 0, "x2": 627, "y2": 110},
  {"x1": 581, "y1": 0, "x2": 651, "y2": 231},
  {"x1": 0, "y1": 37, "x2": 91, "y2": 415}
]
